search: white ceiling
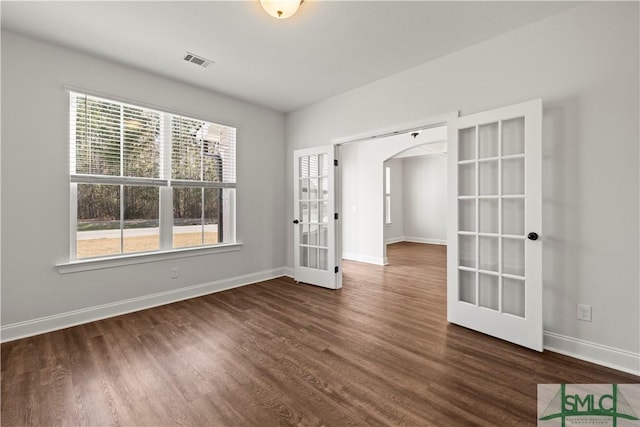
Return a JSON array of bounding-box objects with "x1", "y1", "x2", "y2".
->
[{"x1": 1, "y1": 1, "x2": 580, "y2": 113}]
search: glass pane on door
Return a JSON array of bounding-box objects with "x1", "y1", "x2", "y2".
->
[
  {"x1": 309, "y1": 155, "x2": 318, "y2": 177},
  {"x1": 479, "y1": 274, "x2": 499, "y2": 311},
  {"x1": 309, "y1": 178, "x2": 319, "y2": 200},
  {"x1": 503, "y1": 277, "x2": 526, "y2": 317},
  {"x1": 319, "y1": 154, "x2": 328, "y2": 176},
  {"x1": 479, "y1": 122, "x2": 499, "y2": 158},
  {"x1": 309, "y1": 224, "x2": 318, "y2": 246},
  {"x1": 503, "y1": 238, "x2": 525, "y2": 276},
  {"x1": 502, "y1": 117, "x2": 525, "y2": 155},
  {"x1": 319, "y1": 225, "x2": 328, "y2": 247},
  {"x1": 459, "y1": 235, "x2": 476, "y2": 268},
  {"x1": 459, "y1": 127, "x2": 476, "y2": 161},
  {"x1": 299, "y1": 178, "x2": 309, "y2": 200},
  {"x1": 459, "y1": 164, "x2": 476, "y2": 196},
  {"x1": 459, "y1": 200, "x2": 476, "y2": 232},
  {"x1": 309, "y1": 247, "x2": 318, "y2": 268},
  {"x1": 319, "y1": 249, "x2": 328, "y2": 270},
  {"x1": 299, "y1": 156, "x2": 309, "y2": 178},
  {"x1": 479, "y1": 161, "x2": 498, "y2": 195},
  {"x1": 459, "y1": 270, "x2": 476, "y2": 304},
  {"x1": 503, "y1": 199, "x2": 524, "y2": 235},
  {"x1": 479, "y1": 236, "x2": 498, "y2": 272},
  {"x1": 479, "y1": 199, "x2": 498, "y2": 233},
  {"x1": 503, "y1": 158, "x2": 524, "y2": 195}
]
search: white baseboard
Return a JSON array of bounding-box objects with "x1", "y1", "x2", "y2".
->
[
  {"x1": 544, "y1": 331, "x2": 640, "y2": 376},
  {"x1": 385, "y1": 236, "x2": 405, "y2": 245},
  {"x1": 1, "y1": 267, "x2": 287, "y2": 343},
  {"x1": 403, "y1": 237, "x2": 447, "y2": 245},
  {"x1": 386, "y1": 236, "x2": 447, "y2": 245},
  {"x1": 342, "y1": 252, "x2": 386, "y2": 266},
  {"x1": 283, "y1": 267, "x2": 294, "y2": 278}
]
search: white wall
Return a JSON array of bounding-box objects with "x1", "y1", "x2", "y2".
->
[
  {"x1": 402, "y1": 155, "x2": 447, "y2": 244},
  {"x1": 1, "y1": 31, "x2": 286, "y2": 339},
  {"x1": 384, "y1": 158, "x2": 404, "y2": 244},
  {"x1": 339, "y1": 128, "x2": 446, "y2": 265},
  {"x1": 286, "y1": 3, "x2": 640, "y2": 371}
]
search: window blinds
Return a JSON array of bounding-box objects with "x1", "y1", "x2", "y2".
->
[
  {"x1": 171, "y1": 116, "x2": 236, "y2": 185},
  {"x1": 70, "y1": 92, "x2": 236, "y2": 187},
  {"x1": 71, "y1": 93, "x2": 162, "y2": 180}
]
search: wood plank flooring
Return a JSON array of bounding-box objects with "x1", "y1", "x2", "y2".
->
[{"x1": 2, "y1": 242, "x2": 638, "y2": 426}]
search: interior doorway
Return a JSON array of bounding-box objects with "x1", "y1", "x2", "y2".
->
[
  {"x1": 383, "y1": 140, "x2": 447, "y2": 264},
  {"x1": 294, "y1": 99, "x2": 543, "y2": 352},
  {"x1": 338, "y1": 126, "x2": 447, "y2": 266}
]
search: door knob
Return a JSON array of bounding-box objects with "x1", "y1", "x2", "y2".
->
[
  {"x1": 293, "y1": 219, "x2": 299, "y2": 224},
  {"x1": 527, "y1": 232, "x2": 539, "y2": 241}
]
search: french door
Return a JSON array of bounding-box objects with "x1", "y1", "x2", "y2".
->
[
  {"x1": 293, "y1": 145, "x2": 341, "y2": 289},
  {"x1": 447, "y1": 99, "x2": 543, "y2": 351}
]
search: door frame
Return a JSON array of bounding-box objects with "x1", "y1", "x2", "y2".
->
[{"x1": 331, "y1": 112, "x2": 458, "y2": 270}]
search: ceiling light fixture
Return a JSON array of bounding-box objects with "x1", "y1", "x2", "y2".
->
[{"x1": 260, "y1": 0, "x2": 303, "y2": 19}]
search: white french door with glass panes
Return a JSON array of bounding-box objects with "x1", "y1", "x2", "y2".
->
[
  {"x1": 293, "y1": 146, "x2": 340, "y2": 289},
  {"x1": 447, "y1": 99, "x2": 542, "y2": 351}
]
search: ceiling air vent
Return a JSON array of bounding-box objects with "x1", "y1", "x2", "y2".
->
[{"x1": 183, "y1": 52, "x2": 214, "y2": 68}]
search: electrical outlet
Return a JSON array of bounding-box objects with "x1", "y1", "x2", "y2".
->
[
  {"x1": 577, "y1": 304, "x2": 591, "y2": 322},
  {"x1": 170, "y1": 267, "x2": 179, "y2": 279}
]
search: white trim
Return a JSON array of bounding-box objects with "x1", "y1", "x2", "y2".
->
[
  {"x1": 332, "y1": 112, "x2": 458, "y2": 146},
  {"x1": 342, "y1": 252, "x2": 386, "y2": 266},
  {"x1": 283, "y1": 267, "x2": 294, "y2": 278},
  {"x1": 385, "y1": 236, "x2": 406, "y2": 245},
  {"x1": 385, "y1": 237, "x2": 447, "y2": 245},
  {"x1": 71, "y1": 174, "x2": 168, "y2": 186},
  {"x1": 170, "y1": 179, "x2": 236, "y2": 189},
  {"x1": 544, "y1": 331, "x2": 640, "y2": 376},
  {"x1": 56, "y1": 243, "x2": 243, "y2": 274},
  {"x1": 404, "y1": 237, "x2": 447, "y2": 245},
  {"x1": 1, "y1": 267, "x2": 284, "y2": 343}
]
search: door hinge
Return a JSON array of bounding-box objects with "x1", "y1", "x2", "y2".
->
[
  {"x1": 334, "y1": 212, "x2": 339, "y2": 220},
  {"x1": 334, "y1": 266, "x2": 339, "y2": 273},
  {"x1": 334, "y1": 159, "x2": 338, "y2": 166}
]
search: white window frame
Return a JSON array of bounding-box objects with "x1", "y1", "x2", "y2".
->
[{"x1": 57, "y1": 89, "x2": 240, "y2": 273}]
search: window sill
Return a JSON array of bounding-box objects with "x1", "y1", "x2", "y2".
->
[{"x1": 56, "y1": 243, "x2": 243, "y2": 274}]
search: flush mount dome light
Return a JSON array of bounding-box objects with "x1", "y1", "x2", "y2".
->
[{"x1": 260, "y1": 0, "x2": 303, "y2": 19}]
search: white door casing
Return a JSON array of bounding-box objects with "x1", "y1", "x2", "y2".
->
[
  {"x1": 293, "y1": 145, "x2": 341, "y2": 289},
  {"x1": 447, "y1": 99, "x2": 543, "y2": 351}
]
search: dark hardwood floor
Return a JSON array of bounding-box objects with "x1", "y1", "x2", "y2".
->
[{"x1": 2, "y1": 242, "x2": 638, "y2": 426}]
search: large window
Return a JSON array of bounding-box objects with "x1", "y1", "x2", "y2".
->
[{"x1": 70, "y1": 92, "x2": 236, "y2": 260}]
